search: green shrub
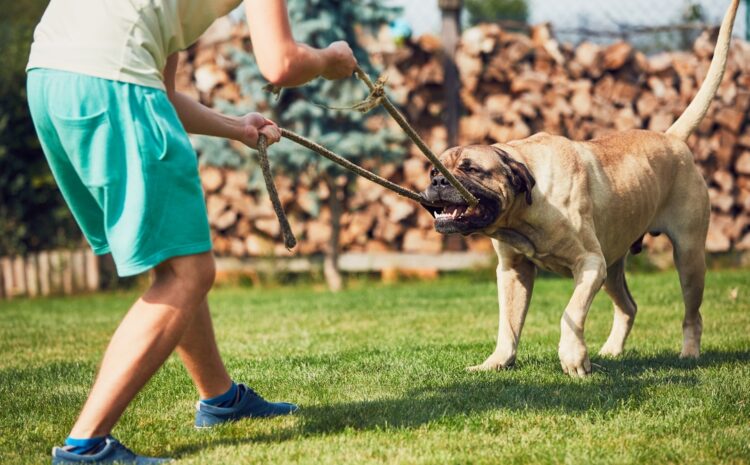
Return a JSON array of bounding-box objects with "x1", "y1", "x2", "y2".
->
[
  {"x1": 465, "y1": 0, "x2": 529, "y2": 24},
  {"x1": 0, "y1": 0, "x2": 80, "y2": 256}
]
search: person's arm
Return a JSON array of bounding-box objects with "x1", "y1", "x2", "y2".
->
[
  {"x1": 163, "y1": 53, "x2": 280, "y2": 148},
  {"x1": 244, "y1": 0, "x2": 356, "y2": 86}
]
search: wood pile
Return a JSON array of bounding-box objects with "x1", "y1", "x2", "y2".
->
[{"x1": 182, "y1": 20, "x2": 750, "y2": 257}]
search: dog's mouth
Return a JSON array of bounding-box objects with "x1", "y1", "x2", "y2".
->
[{"x1": 421, "y1": 192, "x2": 501, "y2": 235}]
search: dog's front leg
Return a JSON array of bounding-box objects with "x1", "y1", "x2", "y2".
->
[
  {"x1": 559, "y1": 253, "x2": 607, "y2": 377},
  {"x1": 469, "y1": 250, "x2": 535, "y2": 371}
]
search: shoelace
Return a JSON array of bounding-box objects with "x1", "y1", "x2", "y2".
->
[{"x1": 238, "y1": 384, "x2": 261, "y2": 401}]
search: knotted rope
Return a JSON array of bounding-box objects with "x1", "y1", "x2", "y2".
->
[{"x1": 256, "y1": 65, "x2": 478, "y2": 249}]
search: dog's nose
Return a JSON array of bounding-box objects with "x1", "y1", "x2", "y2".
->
[{"x1": 431, "y1": 175, "x2": 450, "y2": 189}]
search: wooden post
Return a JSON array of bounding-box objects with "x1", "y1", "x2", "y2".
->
[
  {"x1": 49, "y1": 251, "x2": 62, "y2": 294},
  {"x1": 61, "y1": 250, "x2": 74, "y2": 295},
  {"x1": 85, "y1": 250, "x2": 100, "y2": 292},
  {"x1": 439, "y1": 0, "x2": 463, "y2": 147},
  {"x1": 38, "y1": 251, "x2": 51, "y2": 296},
  {"x1": 25, "y1": 254, "x2": 39, "y2": 298},
  {"x1": 0, "y1": 257, "x2": 4, "y2": 299},
  {"x1": 72, "y1": 249, "x2": 86, "y2": 291},
  {"x1": 12, "y1": 256, "x2": 26, "y2": 297},
  {"x1": 2, "y1": 258, "x2": 14, "y2": 298}
]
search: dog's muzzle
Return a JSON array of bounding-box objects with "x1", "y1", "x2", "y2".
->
[{"x1": 420, "y1": 175, "x2": 502, "y2": 235}]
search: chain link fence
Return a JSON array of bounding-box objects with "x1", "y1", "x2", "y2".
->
[{"x1": 528, "y1": 0, "x2": 748, "y2": 52}]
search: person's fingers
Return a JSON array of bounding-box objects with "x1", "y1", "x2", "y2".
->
[
  {"x1": 259, "y1": 124, "x2": 281, "y2": 145},
  {"x1": 262, "y1": 117, "x2": 279, "y2": 128}
]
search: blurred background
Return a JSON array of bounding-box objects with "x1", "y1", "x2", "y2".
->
[
  {"x1": 397, "y1": 0, "x2": 748, "y2": 49},
  {"x1": 2, "y1": 0, "x2": 749, "y2": 296}
]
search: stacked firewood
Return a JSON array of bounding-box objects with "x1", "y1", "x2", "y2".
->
[{"x1": 181, "y1": 19, "x2": 750, "y2": 256}]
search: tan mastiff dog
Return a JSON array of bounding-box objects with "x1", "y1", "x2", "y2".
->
[{"x1": 420, "y1": 0, "x2": 740, "y2": 377}]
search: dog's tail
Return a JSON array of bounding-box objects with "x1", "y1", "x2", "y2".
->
[{"x1": 666, "y1": 0, "x2": 740, "y2": 142}]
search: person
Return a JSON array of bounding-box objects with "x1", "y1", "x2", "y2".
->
[{"x1": 25, "y1": 1, "x2": 357, "y2": 463}]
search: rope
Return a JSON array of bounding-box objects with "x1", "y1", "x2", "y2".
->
[
  {"x1": 353, "y1": 65, "x2": 478, "y2": 207},
  {"x1": 257, "y1": 134, "x2": 297, "y2": 250},
  {"x1": 252, "y1": 65, "x2": 479, "y2": 249},
  {"x1": 280, "y1": 129, "x2": 424, "y2": 203},
  {"x1": 256, "y1": 130, "x2": 425, "y2": 249}
]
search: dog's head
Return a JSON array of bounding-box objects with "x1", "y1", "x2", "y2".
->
[{"x1": 419, "y1": 145, "x2": 535, "y2": 235}]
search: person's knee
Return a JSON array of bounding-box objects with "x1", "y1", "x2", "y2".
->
[{"x1": 155, "y1": 253, "x2": 216, "y2": 298}]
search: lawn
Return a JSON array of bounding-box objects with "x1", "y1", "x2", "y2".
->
[{"x1": 1, "y1": 268, "x2": 749, "y2": 464}]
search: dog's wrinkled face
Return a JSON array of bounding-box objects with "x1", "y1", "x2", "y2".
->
[{"x1": 420, "y1": 145, "x2": 535, "y2": 235}]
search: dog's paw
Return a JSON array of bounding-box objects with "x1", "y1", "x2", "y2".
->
[
  {"x1": 680, "y1": 332, "x2": 701, "y2": 359},
  {"x1": 598, "y1": 341, "x2": 624, "y2": 358},
  {"x1": 559, "y1": 340, "x2": 591, "y2": 378},
  {"x1": 467, "y1": 353, "x2": 516, "y2": 372},
  {"x1": 679, "y1": 345, "x2": 700, "y2": 359}
]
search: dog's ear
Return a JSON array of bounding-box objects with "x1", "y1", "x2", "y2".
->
[{"x1": 493, "y1": 147, "x2": 536, "y2": 205}]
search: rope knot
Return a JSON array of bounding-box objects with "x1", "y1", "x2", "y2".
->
[{"x1": 351, "y1": 75, "x2": 388, "y2": 114}]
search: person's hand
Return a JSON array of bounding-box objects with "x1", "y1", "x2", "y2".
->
[
  {"x1": 237, "y1": 113, "x2": 281, "y2": 149},
  {"x1": 320, "y1": 41, "x2": 357, "y2": 80}
]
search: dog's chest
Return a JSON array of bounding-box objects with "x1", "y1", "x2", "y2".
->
[{"x1": 493, "y1": 229, "x2": 574, "y2": 277}]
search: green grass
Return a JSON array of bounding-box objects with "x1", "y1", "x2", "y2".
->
[{"x1": 1, "y1": 269, "x2": 749, "y2": 464}]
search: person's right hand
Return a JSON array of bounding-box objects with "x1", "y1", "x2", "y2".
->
[{"x1": 320, "y1": 41, "x2": 357, "y2": 80}]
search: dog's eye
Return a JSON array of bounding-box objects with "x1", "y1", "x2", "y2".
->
[{"x1": 462, "y1": 165, "x2": 477, "y2": 173}]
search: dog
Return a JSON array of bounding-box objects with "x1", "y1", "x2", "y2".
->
[{"x1": 420, "y1": 0, "x2": 740, "y2": 377}]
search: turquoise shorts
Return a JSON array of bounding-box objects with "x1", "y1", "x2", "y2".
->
[{"x1": 27, "y1": 69, "x2": 212, "y2": 277}]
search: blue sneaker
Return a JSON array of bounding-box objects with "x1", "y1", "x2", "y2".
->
[
  {"x1": 194, "y1": 383, "x2": 298, "y2": 428},
  {"x1": 51, "y1": 436, "x2": 170, "y2": 464}
]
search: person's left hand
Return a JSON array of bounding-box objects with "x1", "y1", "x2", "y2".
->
[{"x1": 238, "y1": 113, "x2": 281, "y2": 149}]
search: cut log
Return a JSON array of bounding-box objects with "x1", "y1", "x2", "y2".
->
[
  {"x1": 708, "y1": 187, "x2": 734, "y2": 213},
  {"x1": 736, "y1": 151, "x2": 750, "y2": 175},
  {"x1": 214, "y1": 210, "x2": 238, "y2": 231},
  {"x1": 207, "y1": 196, "x2": 229, "y2": 226},
  {"x1": 603, "y1": 42, "x2": 633, "y2": 70},
  {"x1": 229, "y1": 238, "x2": 247, "y2": 257},
  {"x1": 245, "y1": 234, "x2": 274, "y2": 256},
  {"x1": 255, "y1": 218, "x2": 281, "y2": 238},
  {"x1": 715, "y1": 107, "x2": 745, "y2": 133},
  {"x1": 574, "y1": 42, "x2": 603, "y2": 77},
  {"x1": 200, "y1": 166, "x2": 225, "y2": 193}
]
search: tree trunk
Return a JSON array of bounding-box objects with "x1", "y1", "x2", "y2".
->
[
  {"x1": 323, "y1": 176, "x2": 343, "y2": 292},
  {"x1": 440, "y1": 0, "x2": 462, "y2": 147}
]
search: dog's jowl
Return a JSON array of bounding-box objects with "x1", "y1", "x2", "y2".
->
[{"x1": 420, "y1": 0, "x2": 740, "y2": 377}]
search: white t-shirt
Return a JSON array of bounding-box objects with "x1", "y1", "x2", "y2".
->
[{"x1": 27, "y1": 0, "x2": 242, "y2": 90}]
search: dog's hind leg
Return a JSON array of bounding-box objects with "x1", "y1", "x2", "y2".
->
[
  {"x1": 599, "y1": 257, "x2": 637, "y2": 357},
  {"x1": 659, "y1": 175, "x2": 709, "y2": 359},
  {"x1": 669, "y1": 228, "x2": 708, "y2": 359}
]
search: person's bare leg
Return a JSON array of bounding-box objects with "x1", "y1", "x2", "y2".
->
[
  {"x1": 176, "y1": 298, "x2": 232, "y2": 399},
  {"x1": 68, "y1": 252, "x2": 215, "y2": 438}
]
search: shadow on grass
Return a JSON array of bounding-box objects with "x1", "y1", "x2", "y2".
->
[{"x1": 169, "y1": 347, "x2": 750, "y2": 457}]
